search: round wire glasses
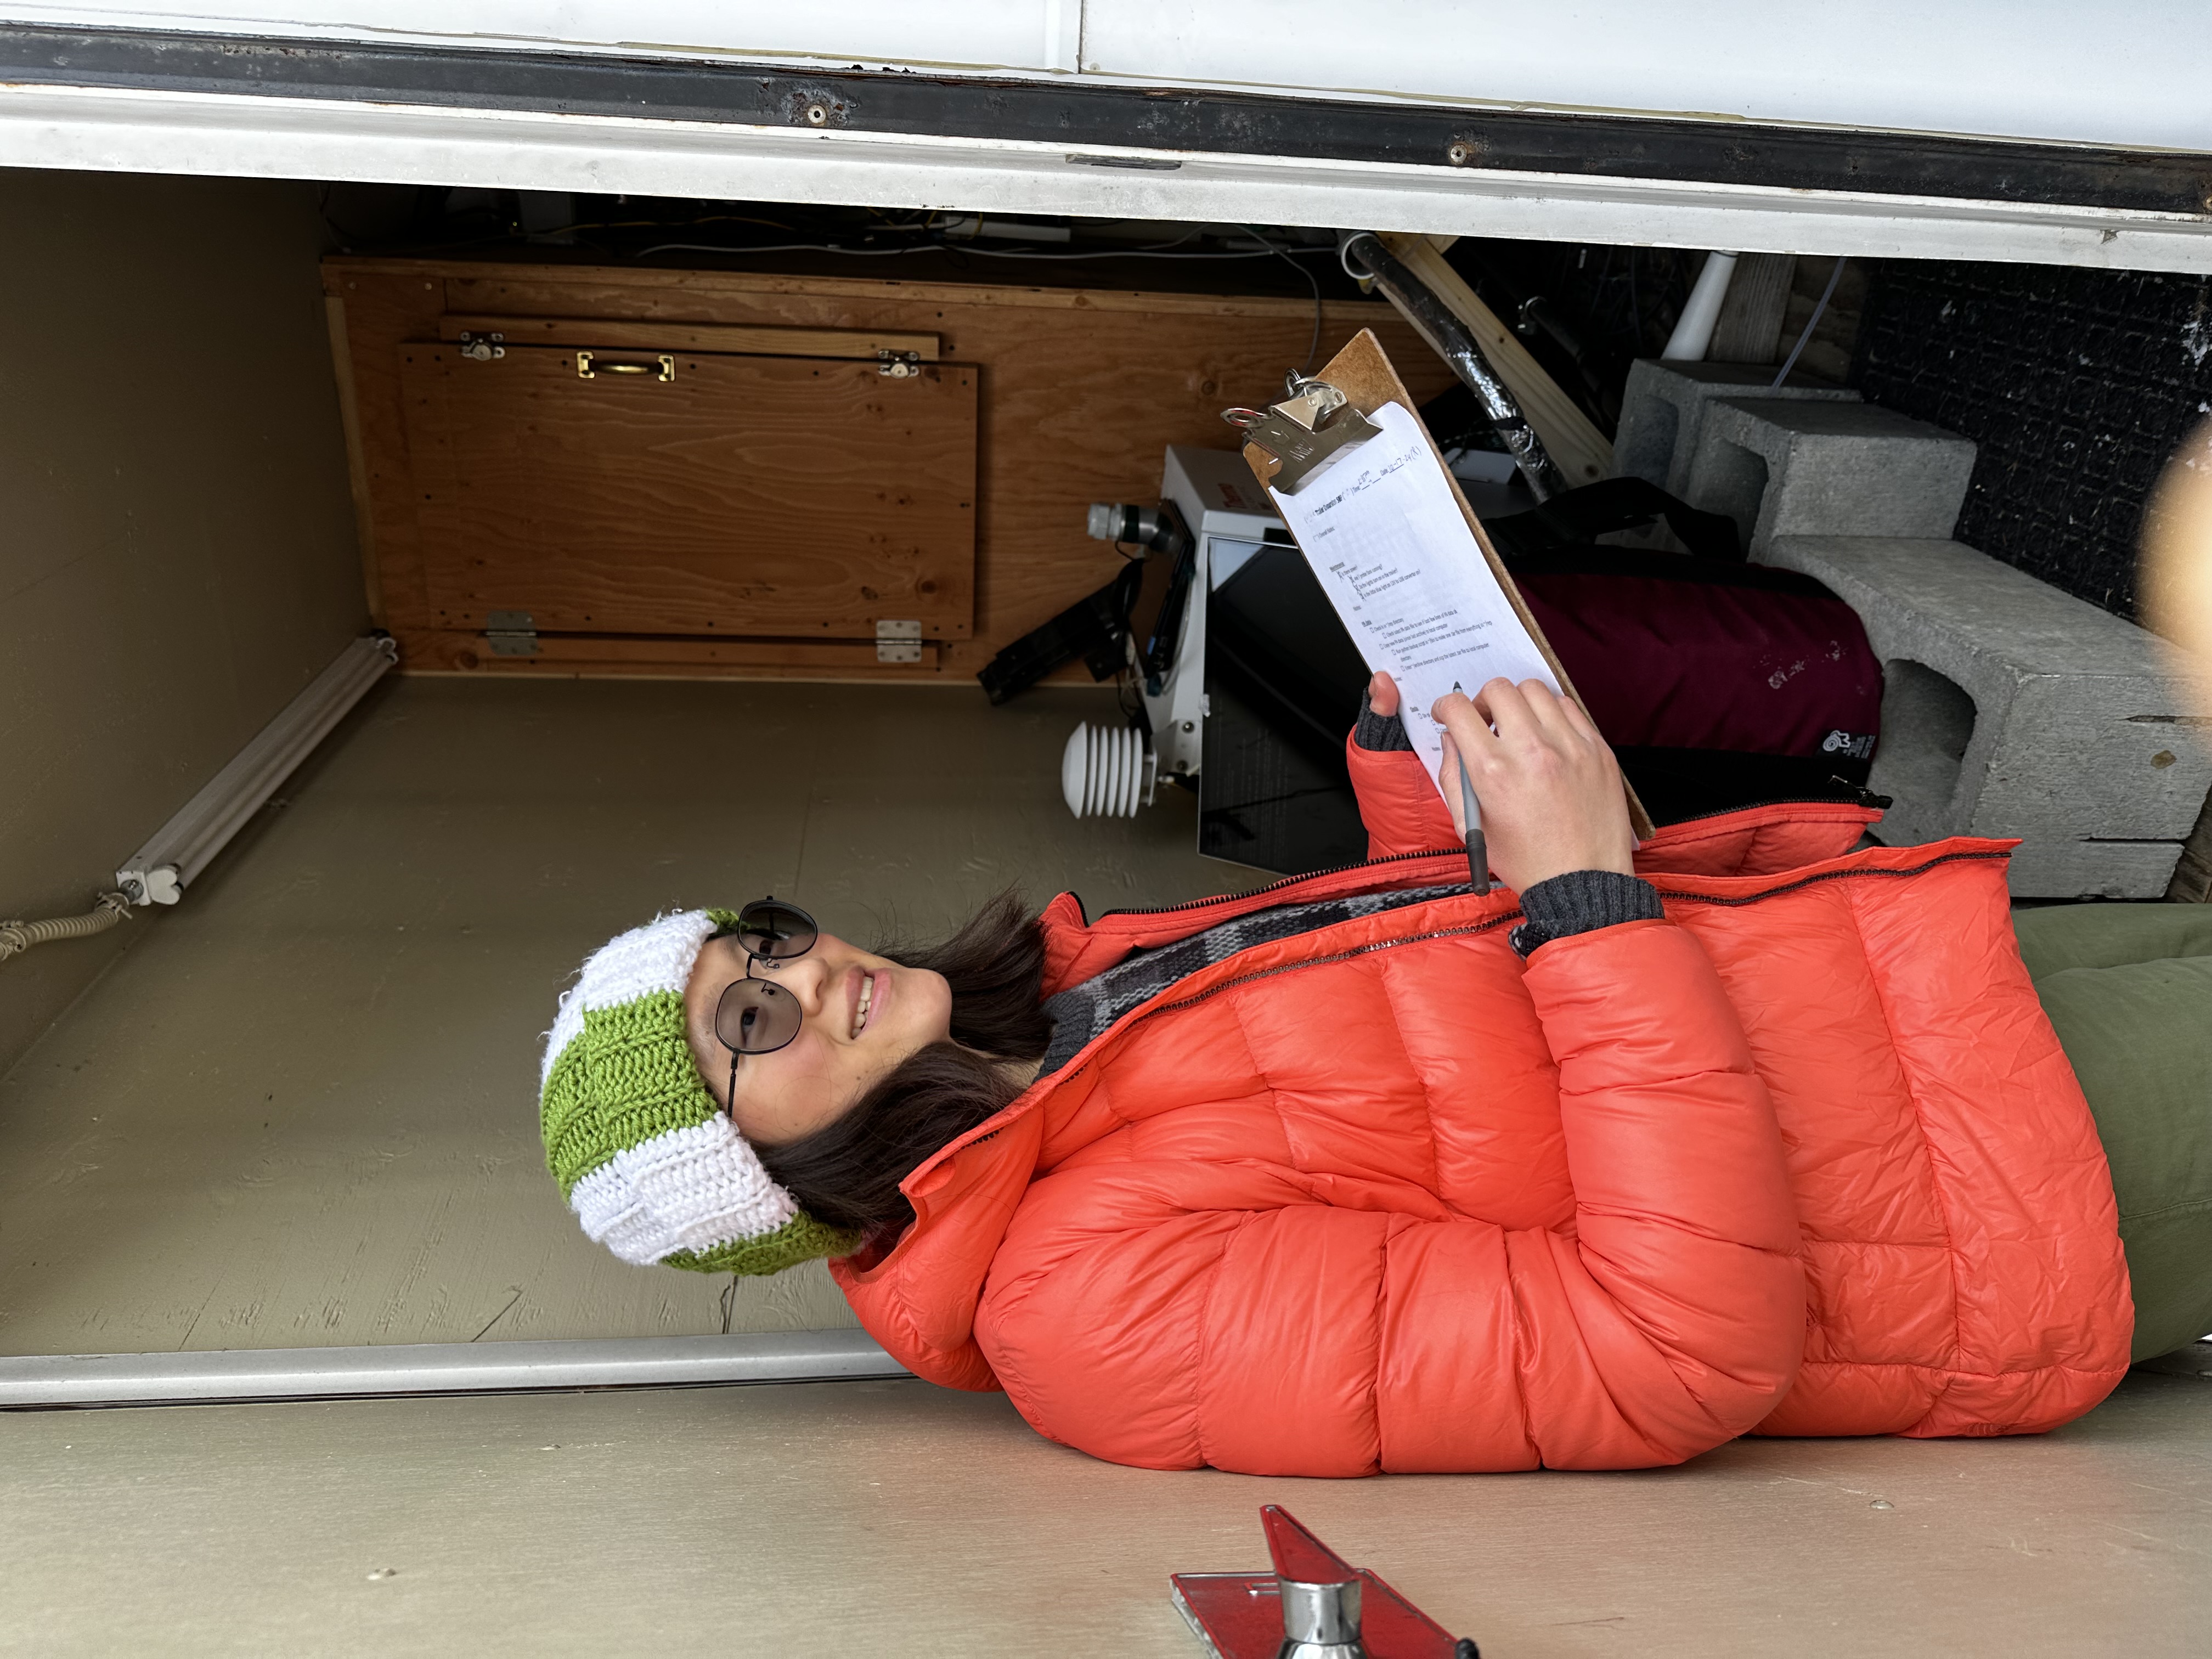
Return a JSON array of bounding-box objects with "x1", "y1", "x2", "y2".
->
[{"x1": 705, "y1": 898, "x2": 818, "y2": 1109}]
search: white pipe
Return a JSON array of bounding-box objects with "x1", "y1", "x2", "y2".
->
[
  {"x1": 115, "y1": 634, "x2": 397, "y2": 905},
  {"x1": 0, "y1": 1330, "x2": 907, "y2": 1407},
  {"x1": 1661, "y1": 250, "x2": 1739, "y2": 361}
]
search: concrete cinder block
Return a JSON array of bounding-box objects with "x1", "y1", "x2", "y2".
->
[
  {"x1": 1614, "y1": 359, "x2": 1860, "y2": 498},
  {"x1": 1762, "y1": 535, "x2": 2212, "y2": 897},
  {"x1": 1688, "y1": 399, "x2": 1978, "y2": 558}
]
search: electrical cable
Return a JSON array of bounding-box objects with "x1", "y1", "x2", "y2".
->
[
  {"x1": 1772, "y1": 256, "x2": 1848, "y2": 387},
  {"x1": 629, "y1": 238, "x2": 1343, "y2": 264},
  {"x1": 1627, "y1": 249, "x2": 1641, "y2": 354},
  {"x1": 631, "y1": 240, "x2": 924, "y2": 259},
  {"x1": 1238, "y1": 224, "x2": 1324, "y2": 373},
  {"x1": 319, "y1": 189, "x2": 1346, "y2": 281},
  {"x1": 318, "y1": 196, "x2": 802, "y2": 256},
  {"x1": 0, "y1": 891, "x2": 132, "y2": 964},
  {"x1": 541, "y1": 212, "x2": 795, "y2": 239},
  {"x1": 938, "y1": 223, "x2": 1203, "y2": 255},
  {"x1": 955, "y1": 242, "x2": 1333, "y2": 262}
]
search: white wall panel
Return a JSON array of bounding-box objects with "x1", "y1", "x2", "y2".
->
[
  {"x1": 4, "y1": 84, "x2": 2207, "y2": 272},
  {"x1": 3, "y1": 1, "x2": 2207, "y2": 151},
  {"x1": 0, "y1": 4, "x2": 2205, "y2": 270},
  {"x1": 1078, "y1": 0, "x2": 2212, "y2": 152}
]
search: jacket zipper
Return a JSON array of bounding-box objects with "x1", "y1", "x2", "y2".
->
[
  {"x1": 1092, "y1": 791, "x2": 1891, "y2": 921},
  {"x1": 1028, "y1": 912, "x2": 1527, "y2": 1099},
  {"x1": 918, "y1": 846, "x2": 2010, "y2": 1197},
  {"x1": 1093, "y1": 847, "x2": 1458, "y2": 921},
  {"x1": 1088, "y1": 846, "x2": 2008, "y2": 1063}
]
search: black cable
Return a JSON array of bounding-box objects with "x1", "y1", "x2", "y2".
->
[
  {"x1": 1627, "y1": 249, "x2": 1641, "y2": 354},
  {"x1": 632, "y1": 240, "x2": 921, "y2": 259},
  {"x1": 318, "y1": 189, "x2": 1350, "y2": 280},
  {"x1": 1595, "y1": 246, "x2": 1625, "y2": 348},
  {"x1": 627, "y1": 237, "x2": 1340, "y2": 266}
]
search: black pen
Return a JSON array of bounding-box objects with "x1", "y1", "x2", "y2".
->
[{"x1": 1457, "y1": 756, "x2": 1489, "y2": 895}]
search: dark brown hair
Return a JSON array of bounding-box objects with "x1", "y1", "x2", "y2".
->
[{"x1": 756, "y1": 891, "x2": 1051, "y2": 1238}]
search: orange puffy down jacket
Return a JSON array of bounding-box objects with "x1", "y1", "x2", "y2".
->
[{"x1": 831, "y1": 743, "x2": 2133, "y2": 1475}]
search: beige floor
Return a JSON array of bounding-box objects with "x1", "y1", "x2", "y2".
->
[
  {"x1": 0, "y1": 1361, "x2": 2204, "y2": 1657},
  {"x1": 0, "y1": 676, "x2": 1263, "y2": 1355}
]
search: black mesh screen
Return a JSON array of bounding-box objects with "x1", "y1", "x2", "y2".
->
[{"x1": 1854, "y1": 261, "x2": 2212, "y2": 619}]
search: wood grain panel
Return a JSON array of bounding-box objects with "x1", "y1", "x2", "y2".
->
[
  {"x1": 328, "y1": 257, "x2": 1456, "y2": 681},
  {"x1": 1709, "y1": 252, "x2": 1795, "y2": 364},
  {"x1": 324, "y1": 269, "x2": 447, "y2": 624},
  {"x1": 321, "y1": 295, "x2": 382, "y2": 625},
  {"x1": 399, "y1": 346, "x2": 977, "y2": 640},
  {"x1": 439, "y1": 314, "x2": 941, "y2": 359}
]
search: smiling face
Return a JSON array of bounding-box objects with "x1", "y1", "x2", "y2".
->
[{"x1": 681, "y1": 928, "x2": 953, "y2": 1148}]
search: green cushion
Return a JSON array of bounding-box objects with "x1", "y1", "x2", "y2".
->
[
  {"x1": 2013, "y1": 902, "x2": 2212, "y2": 981},
  {"x1": 2030, "y1": 937, "x2": 2212, "y2": 1362}
]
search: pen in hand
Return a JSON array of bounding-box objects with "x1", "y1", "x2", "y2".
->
[{"x1": 1456, "y1": 749, "x2": 1489, "y2": 896}]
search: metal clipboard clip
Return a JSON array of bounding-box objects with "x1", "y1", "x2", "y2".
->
[{"x1": 1222, "y1": 374, "x2": 1383, "y2": 495}]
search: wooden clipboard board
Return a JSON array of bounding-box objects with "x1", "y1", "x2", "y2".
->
[{"x1": 1238, "y1": 328, "x2": 1653, "y2": 841}]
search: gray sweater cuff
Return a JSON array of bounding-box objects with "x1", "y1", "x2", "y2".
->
[
  {"x1": 1510, "y1": 871, "x2": 1664, "y2": 958},
  {"x1": 1353, "y1": 692, "x2": 1414, "y2": 752}
]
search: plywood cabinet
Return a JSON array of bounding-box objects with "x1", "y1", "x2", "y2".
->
[
  {"x1": 399, "y1": 344, "x2": 976, "y2": 641},
  {"x1": 326, "y1": 255, "x2": 1451, "y2": 681}
]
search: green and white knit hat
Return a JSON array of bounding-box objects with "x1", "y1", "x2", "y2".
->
[{"x1": 539, "y1": 909, "x2": 858, "y2": 1277}]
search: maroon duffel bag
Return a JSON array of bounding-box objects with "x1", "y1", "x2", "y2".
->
[{"x1": 1490, "y1": 479, "x2": 1886, "y2": 824}]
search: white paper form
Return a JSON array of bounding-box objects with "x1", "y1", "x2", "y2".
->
[{"x1": 1266, "y1": 400, "x2": 1559, "y2": 792}]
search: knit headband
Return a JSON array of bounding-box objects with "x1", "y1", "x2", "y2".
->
[{"x1": 538, "y1": 909, "x2": 857, "y2": 1276}]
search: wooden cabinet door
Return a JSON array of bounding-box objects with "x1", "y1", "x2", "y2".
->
[{"x1": 397, "y1": 345, "x2": 976, "y2": 640}]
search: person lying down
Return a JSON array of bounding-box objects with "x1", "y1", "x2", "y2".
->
[{"x1": 537, "y1": 672, "x2": 2212, "y2": 1477}]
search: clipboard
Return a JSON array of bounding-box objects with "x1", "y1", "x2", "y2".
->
[{"x1": 1233, "y1": 328, "x2": 1654, "y2": 840}]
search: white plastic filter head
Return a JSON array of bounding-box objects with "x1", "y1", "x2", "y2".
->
[
  {"x1": 1060, "y1": 722, "x2": 1156, "y2": 819},
  {"x1": 1661, "y1": 250, "x2": 1739, "y2": 362}
]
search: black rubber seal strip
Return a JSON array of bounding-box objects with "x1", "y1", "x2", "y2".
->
[{"x1": 5, "y1": 25, "x2": 2210, "y2": 216}]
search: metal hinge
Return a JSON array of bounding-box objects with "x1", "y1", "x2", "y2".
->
[
  {"x1": 877, "y1": 349, "x2": 922, "y2": 379},
  {"x1": 875, "y1": 619, "x2": 924, "y2": 663},
  {"x1": 458, "y1": 331, "x2": 505, "y2": 361},
  {"x1": 486, "y1": 610, "x2": 538, "y2": 656}
]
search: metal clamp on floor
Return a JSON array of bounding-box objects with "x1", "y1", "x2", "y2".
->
[{"x1": 1173, "y1": 1505, "x2": 1480, "y2": 1658}]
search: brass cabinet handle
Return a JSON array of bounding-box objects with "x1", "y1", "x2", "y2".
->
[{"x1": 577, "y1": 351, "x2": 675, "y2": 382}]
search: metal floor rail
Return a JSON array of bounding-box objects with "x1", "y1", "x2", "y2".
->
[{"x1": 0, "y1": 1329, "x2": 908, "y2": 1408}]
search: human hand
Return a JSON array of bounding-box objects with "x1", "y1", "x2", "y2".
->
[
  {"x1": 1368, "y1": 670, "x2": 1400, "y2": 719},
  {"x1": 1432, "y1": 678, "x2": 1635, "y2": 892}
]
